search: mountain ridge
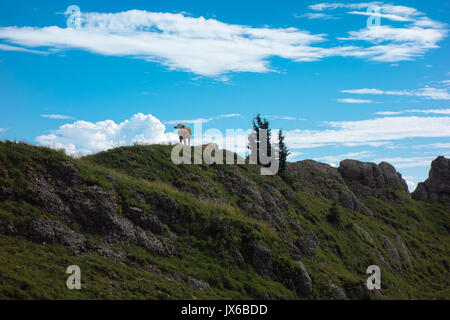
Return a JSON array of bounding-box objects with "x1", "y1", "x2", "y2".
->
[{"x1": 0, "y1": 141, "x2": 448, "y2": 299}]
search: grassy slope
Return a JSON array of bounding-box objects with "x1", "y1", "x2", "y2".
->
[{"x1": 0, "y1": 141, "x2": 448, "y2": 299}]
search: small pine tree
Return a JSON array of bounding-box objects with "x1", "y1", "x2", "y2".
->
[
  {"x1": 278, "y1": 129, "x2": 290, "y2": 175},
  {"x1": 251, "y1": 114, "x2": 272, "y2": 165}
]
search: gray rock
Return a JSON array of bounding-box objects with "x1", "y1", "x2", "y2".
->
[
  {"x1": 412, "y1": 156, "x2": 450, "y2": 205},
  {"x1": 230, "y1": 247, "x2": 245, "y2": 265},
  {"x1": 338, "y1": 159, "x2": 409, "y2": 200},
  {"x1": 187, "y1": 276, "x2": 210, "y2": 291},
  {"x1": 144, "y1": 193, "x2": 180, "y2": 225},
  {"x1": 286, "y1": 216, "x2": 302, "y2": 233},
  {"x1": 326, "y1": 277, "x2": 347, "y2": 300},
  {"x1": 94, "y1": 243, "x2": 126, "y2": 260},
  {"x1": 294, "y1": 259, "x2": 313, "y2": 297},
  {"x1": 0, "y1": 218, "x2": 16, "y2": 235},
  {"x1": 125, "y1": 207, "x2": 165, "y2": 234},
  {"x1": 395, "y1": 235, "x2": 413, "y2": 268},
  {"x1": 295, "y1": 228, "x2": 320, "y2": 258},
  {"x1": 383, "y1": 236, "x2": 401, "y2": 272},
  {"x1": 353, "y1": 223, "x2": 374, "y2": 244},
  {"x1": 29, "y1": 171, "x2": 71, "y2": 218},
  {"x1": 134, "y1": 227, "x2": 169, "y2": 256},
  {"x1": 252, "y1": 243, "x2": 273, "y2": 279},
  {"x1": 104, "y1": 173, "x2": 114, "y2": 184},
  {"x1": 28, "y1": 218, "x2": 86, "y2": 252},
  {"x1": 52, "y1": 160, "x2": 80, "y2": 187},
  {"x1": 374, "y1": 248, "x2": 390, "y2": 269}
]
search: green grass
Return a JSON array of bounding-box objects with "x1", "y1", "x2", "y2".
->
[{"x1": 0, "y1": 141, "x2": 448, "y2": 299}]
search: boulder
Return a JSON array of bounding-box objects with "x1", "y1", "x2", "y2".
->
[
  {"x1": 125, "y1": 207, "x2": 165, "y2": 234},
  {"x1": 395, "y1": 235, "x2": 412, "y2": 268},
  {"x1": 0, "y1": 218, "x2": 16, "y2": 235},
  {"x1": 383, "y1": 236, "x2": 401, "y2": 272},
  {"x1": 28, "y1": 218, "x2": 86, "y2": 252},
  {"x1": 295, "y1": 228, "x2": 320, "y2": 258},
  {"x1": 326, "y1": 277, "x2": 347, "y2": 300},
  {"x1": 252, "y1": 243, "x2": 273, "y2": 279},
  {"x1": 187, "y1": 276, "x2": 211, "y2": 291},
  {"x1": 353, "y1": 223, "x2": 374, "y2": 244},
  {"x1": 293, "y1": 260, "x2": 313, "y2": 298},
  {"x1": 412, "y1": 156, "x2": 450, "y2": 205},
  {"x1": 338, "y1": 160, "x2": 409, "y2": 200}
]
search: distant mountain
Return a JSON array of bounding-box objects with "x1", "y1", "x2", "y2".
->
[{"x1": 0, "y1": 141, "x2": 448, "y2": 299}]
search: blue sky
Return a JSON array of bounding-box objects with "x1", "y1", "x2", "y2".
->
[{"x1": 0, "y1": 0, "x2": 449, "y2": 190}]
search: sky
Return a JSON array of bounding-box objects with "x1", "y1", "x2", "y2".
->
[{"x1": 0, "y1": 0, "x2": 449, "y2": 191}]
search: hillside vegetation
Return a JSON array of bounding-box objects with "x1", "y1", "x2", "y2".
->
[{"x1": 0, "y1": 141, "x2": 448, "y2": 299}]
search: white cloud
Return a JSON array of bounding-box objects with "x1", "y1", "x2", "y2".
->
[
  {"x1": 375, "y1": 111, "x2": 402, "y2": 115},
  {"x1": 337, "y1": 98, "x2": 373, "y2": 103},
  {"x1": 429, "y1": 143, "x2": 450, "y2": 148},
  {"x1": 314, "y1": 150, "x2": 373, "y2": 163},
  {"x1": 217, "y1": 114, "x2": 241, "y2": 118},
  {"x1": 311, "y1": 2, "x2": 448, "y2": 62},
  {"x1": 373, "y1": 156, "x2": 436, "y2": 168},
  {"x1": 165, "y1": 113, "x2": 242, "y2": 125},
  {"x1": 341, "y1": 87, "x2": 450, "y2": 100},
  {"x1": 0, "y1": 11, "x2": 327, "y2": 77},
  {"x1": 263, "y1": 115, "x2": 305, "y2": 120},
  {"x1": 41, "y1": 114, "x2": 74, "y2": 119},
  {"x1": 403, "y1": 176, "x2": 417, "y2": 192},
  {"x1": 347, "y1": 11, "x2": 411, "y2": 22},
  {"x1": 297, "y1": 13, "x2": 337, "y2": 20},
  {"x1": 0, "y1": 43, "x2": 46, "y2": 54},
  {"x1": 0, "y1": 5, "x2": 446, "y2": 77},
  {"x1": 310, "y1": 2, "x2": 422, "y2": 19},
  {"x1": 287, "y1": 151, "x2": 304, "y2": 160},
  {"x1": 374, "y1": 109, "x2": 450, "y2": 116},
  {"x1": 285, "y1": 116, "x2": 450, "y2": 148},
  {"x1": 36, "y1": 113, "x2": 178, "y2": 156},
  {"x1": 342, "y1": 88, "x2": 384, "y2": 94},
  {"x1": 165, "y1": 118, "x2": 214, "y2": 125},
  {"x1": 406, "y1": 109, "x2": 450, "y2": 115}
]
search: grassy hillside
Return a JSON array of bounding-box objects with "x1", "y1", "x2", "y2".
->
[{"x1": 0, "y1": 141, "x2": 448, "y2": 299}]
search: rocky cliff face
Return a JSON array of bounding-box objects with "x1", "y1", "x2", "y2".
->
[
  {"x1": 0, "y1": 142, "x2": 448, "y2": 300},
  {"x1": 412, "y1": 156, "x2": 450, "y2": 206},
  {"x1": 338, "y1": 160, "x2": 409, "y2": 201}
]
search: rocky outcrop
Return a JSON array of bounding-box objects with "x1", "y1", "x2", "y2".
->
[
  {"x1": 353, "y1": 223, "x2": 374, "y2": 245},
  {"x1": 252, "y1": 243, "x2": 273, "y2": 279},
  {"x1": 326, "y1": 276, "x2": 347, "y2": 300},
  {"x1": 0, "y1": 217, "x2": 16, "y2": 235},
  {"x1": 287, "y1": 160, "x2": 372, "y2": 216},
  {"x1": 24, "y1": 162, "x2": 176, "y2": 257},
  {"x1": 383, "y1": 236, "x2": 401, "y2": 272},
  {"x1": 293, "y1": 260, "x2": 313, "y2": 297},
  {"x1": 219, "y1": 167, "x2": 287, "y2": 229},
  {"x1": 412, "y1": 156, "x2": 450, "y2": 205},
  {"x1": 295, "y1": 228, "x2": 320, "y2": 258},
  {"x1": 187, "y1": 276, "x2": 211, "y2": 291},
  {"x1": 125, "y1": 207, "x2": 165, "y2": 234},
  {"x1": 396, "y1": 235, "x2": 412, "y2": 268},
  {"x1": 338, "y1": 160, "x2": 409, "y2": 200},
  {"x1": 28, "y1": 218, "x2": 86, "y2": 253}
]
